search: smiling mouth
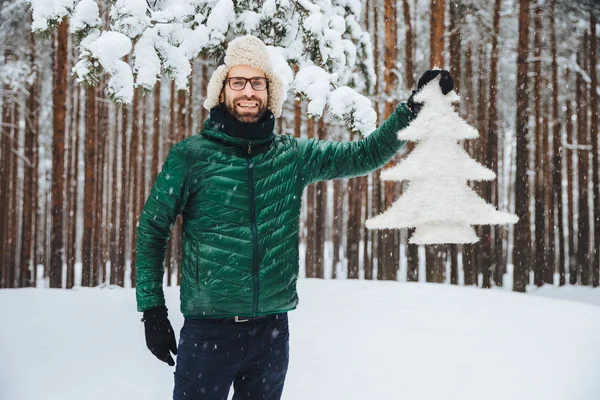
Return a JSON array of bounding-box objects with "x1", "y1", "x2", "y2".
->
[{"x1": 237, "y1": 102, "x2": 258, "y2": 109}]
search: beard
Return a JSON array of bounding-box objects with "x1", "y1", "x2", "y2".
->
[{"x1": 221, "y1": 93, "x2": 268, "y2": 123}]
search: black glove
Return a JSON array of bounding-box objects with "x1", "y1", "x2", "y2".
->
[
  {"x1": 141, "y1": 306, "x2": 177, "y2": 366},
  {"x1": 407, "y1": 70, "x2": 454, "y2": 116}
]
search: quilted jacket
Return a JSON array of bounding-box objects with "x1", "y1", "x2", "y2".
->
[{"x1": 136, "y1": 103, "x2": 414, "y2": 318}]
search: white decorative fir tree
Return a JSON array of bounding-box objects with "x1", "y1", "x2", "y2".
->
[{"x1": 366, "y1": 77, "x2": 518, "y2": 245}]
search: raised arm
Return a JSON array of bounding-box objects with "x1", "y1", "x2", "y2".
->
[{"x1": 297, "y1": 103, "x2": 414, "y2": 186}]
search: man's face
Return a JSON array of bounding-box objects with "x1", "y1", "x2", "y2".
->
[{"x1": 220, "y1": 65, "x2": 269, "y2": 123}]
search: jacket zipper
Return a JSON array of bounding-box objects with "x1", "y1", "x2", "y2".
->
[
  {"x1": 248, "y1": 141, "x2": 252, "y2": 154},
  {"x1": 247, "y1": 157, "x2": 259, "y2": 316}
]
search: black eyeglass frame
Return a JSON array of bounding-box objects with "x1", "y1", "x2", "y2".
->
[{"x1": 223, "y1": 77, "x2": 269, "y2": 91}]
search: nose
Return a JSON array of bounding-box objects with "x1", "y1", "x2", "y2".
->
[{"x1": 241, "y1": 82, "x2": 255, "y2": 97}]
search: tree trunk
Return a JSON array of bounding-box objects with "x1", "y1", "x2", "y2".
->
[
  {"x1": 533, "y1": 3, "x2": 545, "y2": 287},
  {"x1": 403, "y1": 0, "x2": 418, "y2": 282},
  {"x1": 403, "y1": 0, "x2": 415, "y2": 89},
  {"x1": 550, "y1": 0, "x2": 565, "y2": 286},
  {"x1": 543, "y1": 94, "x2": 554, "y2": 285},
  {"x1": 95, "y1": 88, "x2": 107, "y2": 286},
  {"x1": 381, "y1": 0, "x2": 399, "y2": 280},
  {"x1": 50, "y1": 18, "x2": 69, "y2": 288},
  {"x1": 130, "y1": 87, "x2": 141, "y2": 287},
  {"x1": 20, "y1": 30, "x2": 38, "y2": 287},
  {"x1": 462, "y1": 43, "x2": 477, "y2": 286},
  {"x1": 332, "y1": 179, "x2": 342, "y2": 279},
  {"x1": 151, "y1": 80, "x2": 161, "y2": 186},
  {"x1": 429, "y1": 0, "x2": 446, "y2": 68},
  {"x1": 566, "y1": 94, "x2": 576, "y2": 284},
  {"x1": 347, "y1": 174, "x2": 359, "y2": 278},
  {"x1": 576, "y1": 33, "x2": 590, "y2": 286},
  {"x1": 490, "y1": 0, "x2": 504, "y2": 287},
  {"x1": 315, "y1": 118, "x2": 327, "y2": 279},
  {"x1": 82, "y1": 85, "x2": 96, "y2": 287},
  {"x1": 305, "y1": 117, "x2": 316, "y2": 278},
  {"x1": 117, "y1": 100, "x2": 130, "y2": 287},
  {"x1": 65, "y1": 80, "x2": 76, "y2": 289},
  {"x1": 513, "y1": 0, "x2": 531, "y2": 293},
  {"x1": 110, "y1": 103, "x2": 120, "y2": 284},
  {"x1": 9, "y1": 102, "x2": 19, "y2": 288},
  {"x1": 0, "y1": 79, "x2": 10, "y2": 288},
  {"x1": 589, "y1": 13, "x2": 599, "y2": 288},
  {"x1": 448, "y1": 0, "x2": 461, "y2": 93}
]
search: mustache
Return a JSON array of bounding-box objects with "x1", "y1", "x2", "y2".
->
[{"x1": 233, "y1": 95, "x2": 262, "y2": 102}]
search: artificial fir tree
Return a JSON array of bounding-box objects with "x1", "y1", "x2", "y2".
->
[{"x1": 366, "y1": 78, "x2": 518, "y2": 244}]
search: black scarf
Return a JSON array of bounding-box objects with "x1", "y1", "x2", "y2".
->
[{"x1": 210, "y1": 106, "x2": 275, "y2": 140}]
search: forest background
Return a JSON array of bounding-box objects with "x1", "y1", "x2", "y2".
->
[{"x1": 1, "y1": 0, "x2": 599, "y2": 294}]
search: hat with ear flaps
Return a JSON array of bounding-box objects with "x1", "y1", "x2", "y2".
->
[{"x1": 203, "y1": 35, "x2": 286, "y2": 118}]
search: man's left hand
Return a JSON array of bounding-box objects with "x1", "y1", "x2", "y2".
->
[{"x1": 407, "y1": 70, "x2": 454, "y2": 116}]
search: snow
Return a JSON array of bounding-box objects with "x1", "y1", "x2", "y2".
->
[
  {"x1": 29, "y1": 0, "x2": 75, "y2": 31},
  {"x1": 366, "y1": 78, "x2": 518, "y2": 244},
  {"x1": 1, "y1": 280, "x2": 599, "y2": 400},
  {"x1": 293, "y1": 65, "x2": 332, "y2": 117},
  {"x1": 328, "y1": 86, "x2": 377, "y2": 134},
  {"x1": 69, "y1": 0, "x2": 101, "y2": 33},
  {"x1": 83, "y1": 31, "x2": 134, "y2": 102}
]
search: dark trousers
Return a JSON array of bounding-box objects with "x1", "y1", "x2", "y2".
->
[{"x1": 173, "y1": 313, "x2": 289, "y2": 400}]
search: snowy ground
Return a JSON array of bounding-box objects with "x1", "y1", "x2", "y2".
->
[{"x1": 1, "y1": 279, "x2": 599, "y2": 400}]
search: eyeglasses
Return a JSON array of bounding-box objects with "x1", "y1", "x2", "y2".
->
[{"x1": 224, "y1": 77, "x2": 269, "y2": 91}]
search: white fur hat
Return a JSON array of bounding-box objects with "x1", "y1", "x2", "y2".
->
[{"x1": 203, "y1": 35, "x2": 285, "y2": 118}]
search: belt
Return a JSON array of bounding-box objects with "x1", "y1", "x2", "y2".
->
[{"x1": 202, "y1": 313, "x2": 284, "y2": 324}]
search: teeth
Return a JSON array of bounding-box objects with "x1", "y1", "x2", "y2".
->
[{"x1": 239, "y1": 103, "x2": 257, "y2": 108}]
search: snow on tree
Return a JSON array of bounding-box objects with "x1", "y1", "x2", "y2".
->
[
  {"x1": 26, "y1": 0, "x2": 378, "y2": 135},
  {"x1": 365, "y1": 77, "x2": 518, "y2": 245}
]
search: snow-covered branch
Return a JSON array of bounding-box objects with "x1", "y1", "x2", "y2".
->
[{"x1": 27, "y1": 0, "x2": 377, "y2": 135}]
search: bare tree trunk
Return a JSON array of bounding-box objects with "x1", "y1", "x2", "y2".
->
[
  {"x1": 382, "y1": 0, "x2": 399, "y2": 280},
  {"x1": 462, "y1": 42, "x2": 477, "y2": 286},
  {"x1": 50, "y1": 18, "x2": 69, "y2": 288},
  {"x1": 403, "y1": 0, "x2": 415, "y2": 89},
  {"x1": 305, "y1": 117, "x2": 316, "y2": 278},
  {"x1": 0, "y1": 79, "x2": 10, "y2": 288},
  {"x1": 566, "y1": 94, "x2": 577, "y2": 284},
  {"x1": 513, "y1": 0, "x2": 532, "y2": 293},
  {"x1": 550, "y1": 0, "x2": 565, "y2": 286},
  {"x1": 577, "y1": 33, "x2": 590, "y2": 286},
  {"x1": 429, "y1": 0, "x2": 446, "y2": 68},
  {"x1": 7, "y1": 101, "x2": 19, "y2": 287},
  {"x1": 533, "y1": 3, "x2": 545, "y2": 287},
  {"x1": 403, "y1": 0, "x2": 418, "y2": 282},
  {"x1": 589, "y1": 13, "x2": 599, "y2": 288},
  {"x1": 332, "y1": 179, "x2": 342, "y2": 279},
  {"x1": 543, "y1": 92, "x2": 554, "y2": 285},
  {"x1": 110, "y1": 104, "x2": 119, "y2": 284},
  {"x1": 20, "y1": 30, "x2": 38, "y2": 287},
  {"x1": 489, "y1": 0, "x2": 503, "y2": 287},
  {"x1": 151, "y1": 80, "x2": 161, "y2": 186},
  {"x1": 82, "y1": 85, "x2": 96, "y2": 287},
  {"x1": 95, "y1": 87, "x2": 107, "y2": 286},
  {"x1": 117, "y1": 100, "x2": 129, "y2": 287},
  {"x1": 315, "y1": 118, "x2": 327, "y2": 279},
  {"x1": 347, "y1": 173, "x2": 359, "y2": 278},
  {"x1": 449, "y1": 244, "x2": 458, "y2": 284},
  {"x1": 130, "y1": 87, "x2": 141, "y2": 287},
  {"x1": 448, "y1": 0, "x2": 461, "y2": 93},
  {"x1": 70, "y1": 86, "x2": 80, "y2": 287},
  {"x1": 65, "y1": 79, "x2": 76, "y2": 289},
  {"x1": 362, "y1": 175, "x2": 372, "y2": 279},
  {"x1": 372, "y1": 0, "x2": 382, "y2": 280}
]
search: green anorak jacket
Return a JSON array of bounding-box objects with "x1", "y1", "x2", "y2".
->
[{"x1": 136, "y1": 104, "x2": 414, "y2": 318}]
